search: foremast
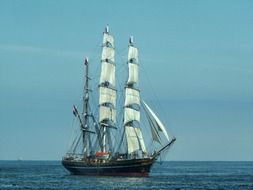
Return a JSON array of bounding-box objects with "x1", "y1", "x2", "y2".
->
[
  {"x1": 124, "y1": 37, "x2": 147, "y2": 158},
  {"x1": 82, "y1": 57, "x2": 91, "y2": 156},
  {"x1": 99, "y1": 25, "x2": 117, "y2": 153},
  {"x1": 71, "y1": 57, "x2": 95, "y2": 158}
]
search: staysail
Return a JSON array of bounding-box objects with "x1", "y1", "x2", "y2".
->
[
  {"x1": 124, "y1": 37, "x2": 146, "y2": 155},
  {"x1": 142, "y1": 101, "x2": 170, "y2": 143},
  {"x1": 99, "y1": 26, "x2": 116, "y2": 152}
]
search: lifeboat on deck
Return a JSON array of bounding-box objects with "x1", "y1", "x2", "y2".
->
[{"x1": 95, "y1": 151, "x2": 110, "y2": 159}]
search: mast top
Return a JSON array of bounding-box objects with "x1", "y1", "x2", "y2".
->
[
  {"x1": 129, "y1": 36, "x2": 134, "y2": 46},
  {"x1": 105, "y1": 25, "x2": 109, "y2": 33},
  {"x1": 84, "y1": 57, "x2": 89, "y2": 65}
]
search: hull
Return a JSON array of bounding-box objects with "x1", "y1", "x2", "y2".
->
[{"x1": 62, "y1": 158, "x2": 155, "y2": 177}]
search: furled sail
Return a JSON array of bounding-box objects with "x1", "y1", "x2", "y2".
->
[
  {"x1": 124, "y1": 38, "x2": 146, "y2": 155},
  {"x1": 142, "y1": 101, "x2": 170, "y2": 142}
]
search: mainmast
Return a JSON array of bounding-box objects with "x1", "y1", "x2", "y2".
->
[
  {"x1": 124, "y1": 37, "x2": 146, "y2": 157},
  {"x1": 99, "y1": 25, "x2": 117, "y2": 152}
]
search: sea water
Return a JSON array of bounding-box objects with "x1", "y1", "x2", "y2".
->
[{"x1": 0, "y1": 161, "x2": 252, "y2": 190}]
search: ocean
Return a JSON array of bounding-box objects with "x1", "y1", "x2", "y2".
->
[{"x1": 0, "y1": 161, "x2": 252, "y2": 190}]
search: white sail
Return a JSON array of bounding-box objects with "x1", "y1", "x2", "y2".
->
[
  {"x1": 128, "y1": 46, "x2": 138, "y2": 63},
  {"x1": 99, "y1": 86, "x2": 116, "y2": 107},
  {"x1": 125, "y1": 126, "x2": 146, "y2": 154},
  {"x1": 124, "y1": 107, "x2": 140, "y2": 125},
  {"x1": 102, "y1": 47, "x2": 115, "y2": 62},
  {"x1": 127, "y1": 44, "x2": 139, "y2": 85},
  {"x1": 146, "y1": 114, "x2": 162, "y2": 144},
  {"x1": 103, "y1": 33, "x2": 114, "y2": 47},
  {"x1": 123, "y1": 40, "x2": 148, "y2": 156},
  {"x1": 127, "y1": 63, "x2": 138, "y2": 84},
  {"x1": 135, "y1": 128, "x2": 146, "y2": 153},
  {"x1": 124, "y1": 88, "x2": 140, "y2": 106},
  {"x1": 99, "y1": 31, "x2": 116, "y2": 125},
  {"x1": 125, "y1": 126, "x2": 139, "y2": 153},
  {"x1": 100, "y1": 31, "x2": 115, "y2": 86},
  {"x1": 99, "y1": 106, "x2": 116, "y2": 123},
  {"x1": 99, "y1": 62, "x2": 115, "y2": 86},
  {"x1": 142, "y1": 101, "x2": 170, "y2": 141}
]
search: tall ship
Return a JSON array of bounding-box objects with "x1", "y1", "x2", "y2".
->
[{"x1": 62, "y1": 26, "x2": 176, "y2": 176}]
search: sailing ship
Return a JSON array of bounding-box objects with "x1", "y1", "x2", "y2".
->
[{"x1": 62, "y1": 26, "x2": 176, "y2": 176}]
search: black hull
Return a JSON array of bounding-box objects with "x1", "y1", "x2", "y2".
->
[{"x1": 62, "y1": 158, "x2": 155, "y2": 177}]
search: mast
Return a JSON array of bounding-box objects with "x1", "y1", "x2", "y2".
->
[
  {"x1": 82, "y1": 57, "x2": 91, "y2": 156},
  {"x1": 71, "y1": 57, "x2": 95, "y2": 157},
  {"x1": 99, "y1": 25, "x2": 116, "y2": 152},
  {"x1": 83, "y1": 57, "x2": 89, "y2": 123},
  {"x1": 124, "y1": 36, "x2": 146, "y2": 157}
]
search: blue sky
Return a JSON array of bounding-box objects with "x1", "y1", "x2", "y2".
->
[{"x1": 0, "y1": 0, "x2": 253, "y2": 160}]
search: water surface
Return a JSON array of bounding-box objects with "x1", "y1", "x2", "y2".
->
[{"x1": 0, "y1": 161, "x2": 252, "y2": 189}]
